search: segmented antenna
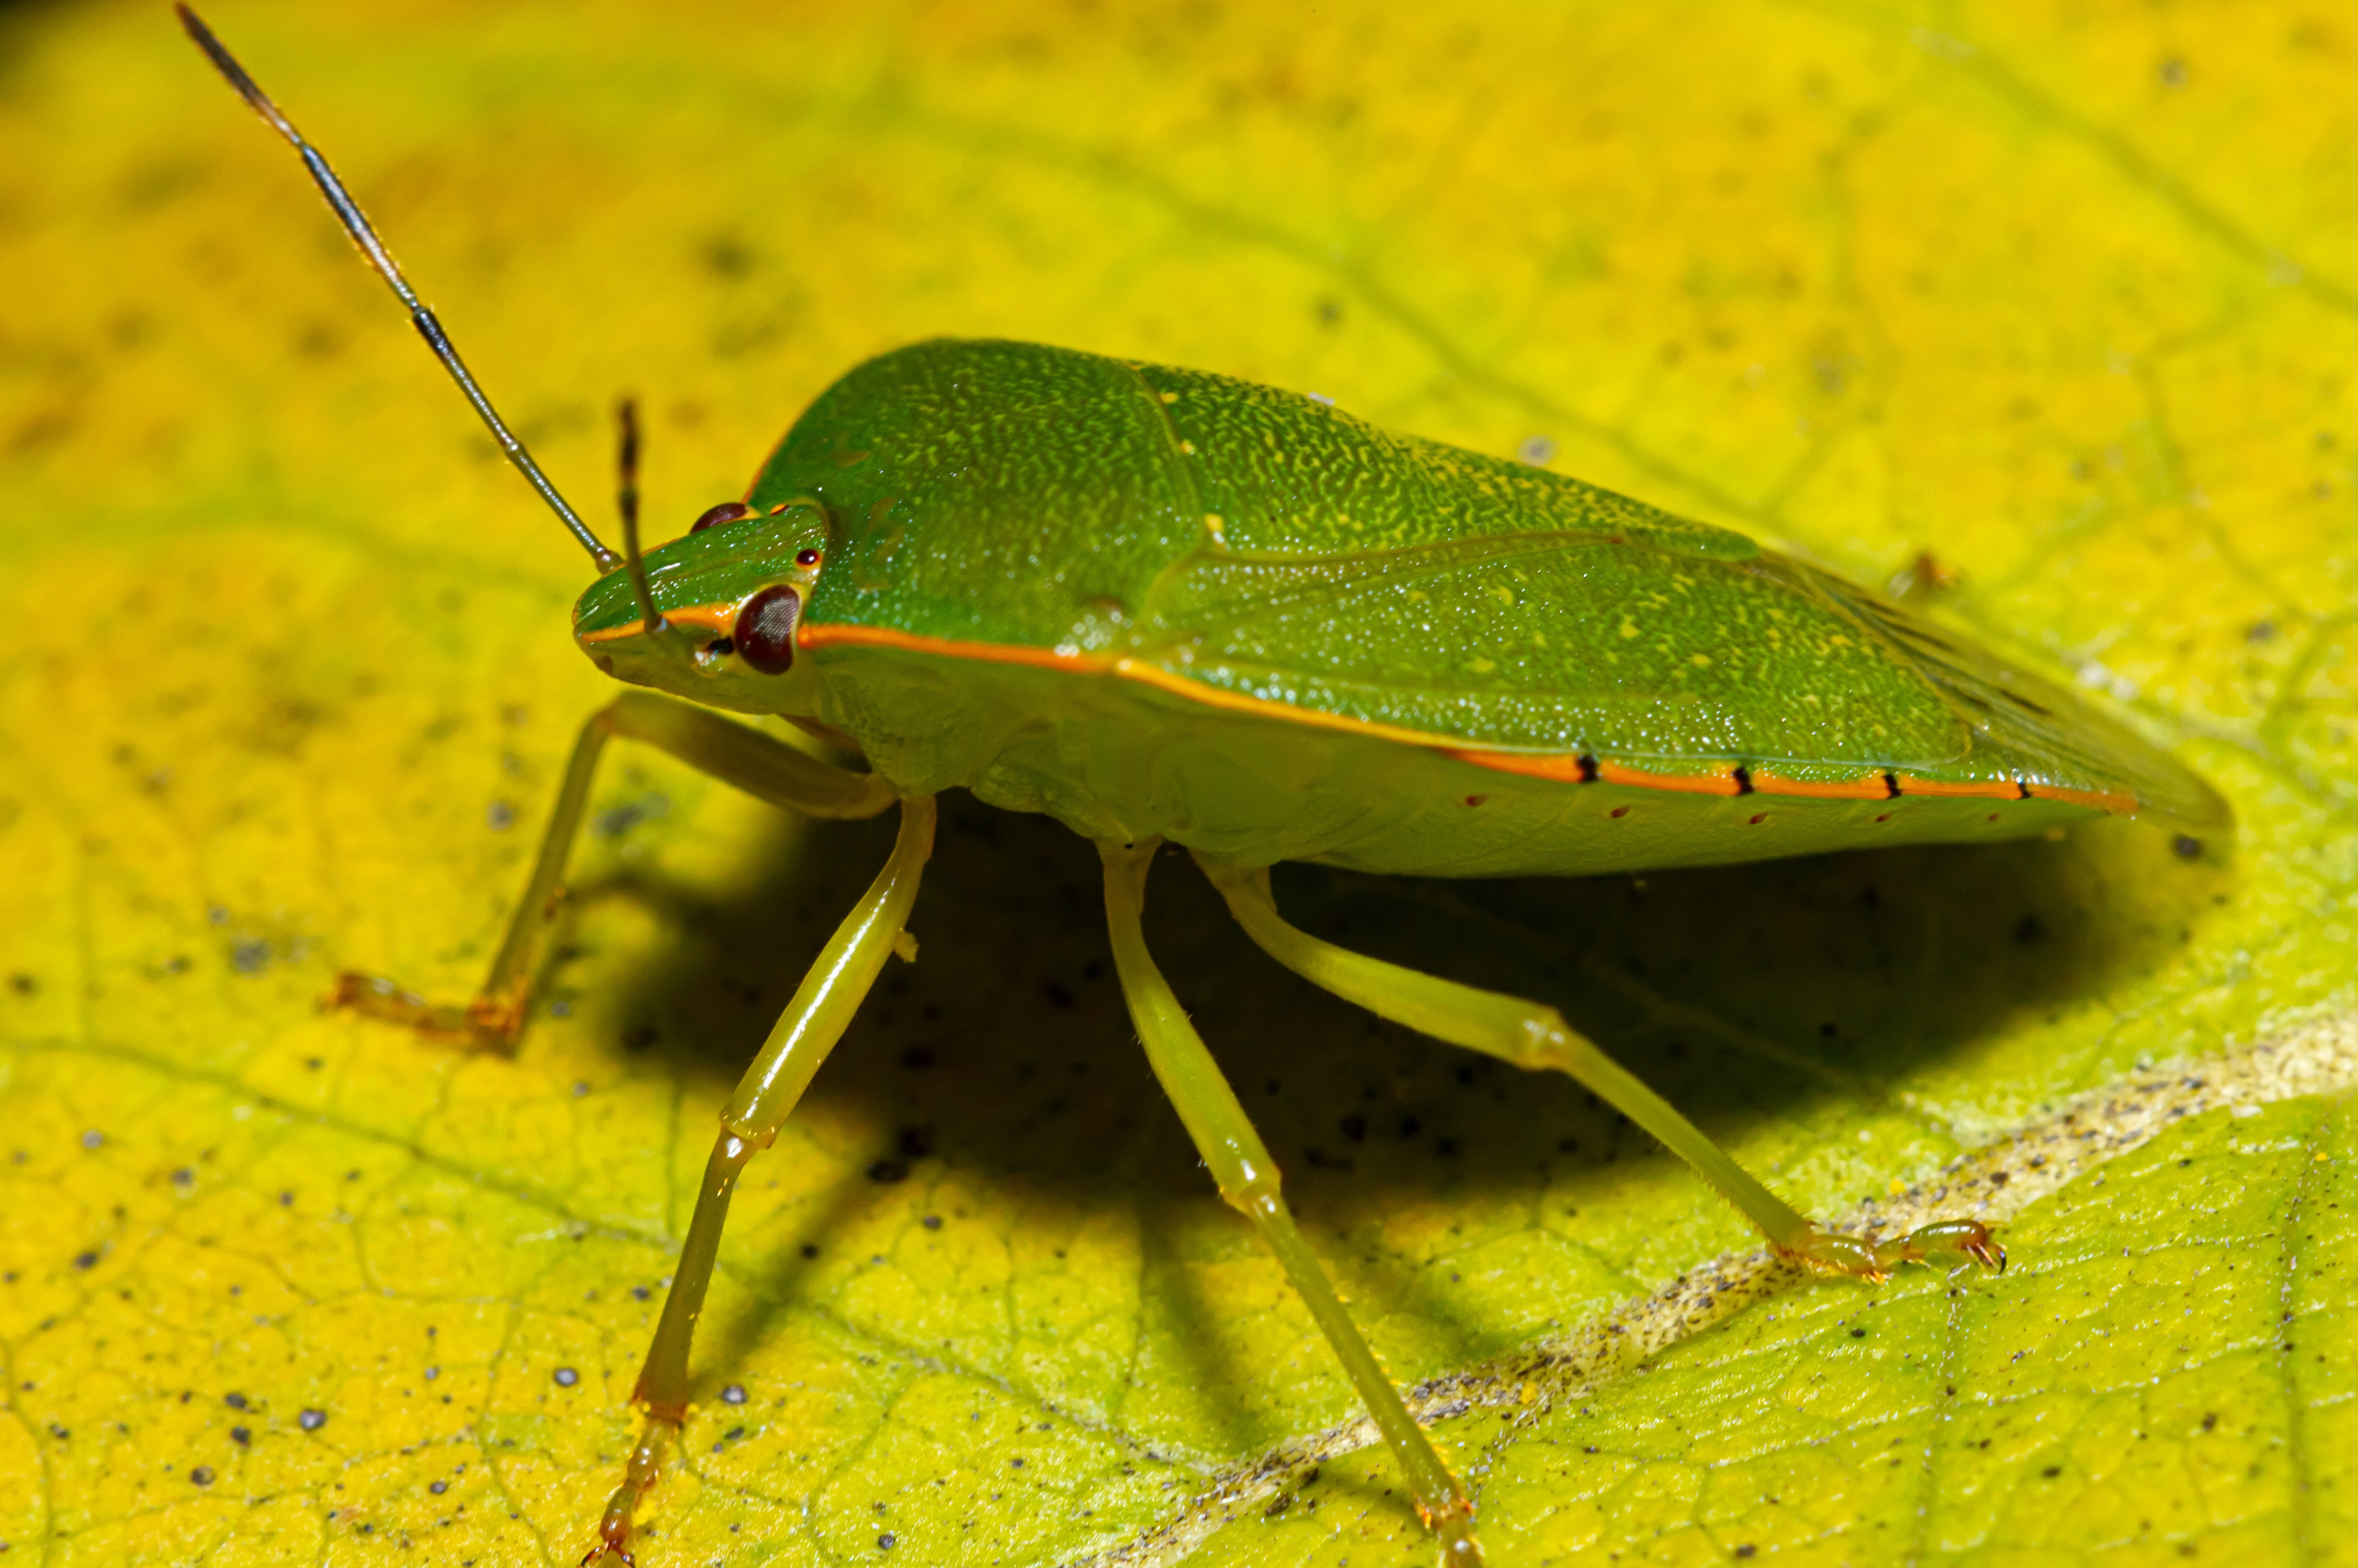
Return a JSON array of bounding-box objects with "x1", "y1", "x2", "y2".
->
[
  {"x1": 614, "y1": 397, "x2": 665, "y2": 634},
  {"x1": 177, "y1": 5, "x2": 621, "y2": 572}
]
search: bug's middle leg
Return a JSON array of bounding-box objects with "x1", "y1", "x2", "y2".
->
[
  {"x1": 1194, "y1": 857, "x2": 2003, "y2": 1281},
  {"x1": 586, "y1": 793, "x2": 934, "y2": 1566},
  {"x1": 1099, "y1": 839, "x2": 1483, "y2": 1568}
]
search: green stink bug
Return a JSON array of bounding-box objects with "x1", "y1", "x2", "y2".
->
[{"x1": 179, "y1": 11, "x2": 2227, "y2": 1567}]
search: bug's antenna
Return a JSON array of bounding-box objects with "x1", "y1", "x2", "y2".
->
[
  {"x1": 177, "y1": 5, "x2": 622, "y2": 573},
  {"x1": 615, "y1": 397, "x2": 665, "y2": 635}
]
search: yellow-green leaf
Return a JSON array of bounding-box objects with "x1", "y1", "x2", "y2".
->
[{"x1": 3, "y1": 3, "x2": 2353, "y2": 1566}]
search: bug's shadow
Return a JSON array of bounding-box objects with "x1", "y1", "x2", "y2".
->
[{"x1": 577, "y1": 787, "x2": 2226, "y2": 1417}]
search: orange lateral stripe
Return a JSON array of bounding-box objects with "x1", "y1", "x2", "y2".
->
[
  {"x1": 1454, "y1": 751, "x2": 1875, "y2": 800},
  {"x1": 1445, "y1": 749, "x2": 1591, "y2": 784},
  {"x1": 1747, "y1": 767, "x2": 1893, "y2": 801},
  {"x1": 797, "y1": 621, "x2": 1092, "y2": 673},
  {"x1": 579, "y1": 602, "x2": 736, "y2": 644},
  {"x1": 1891, "y1": 773, "x2": 2025, "y2": 801},
  {"x1": 1595, "y1": 759, "x2": 1744, "y2": 796},
  {"x1": 2025, "y1": 781, "x2": 2138, "y2": 815}
]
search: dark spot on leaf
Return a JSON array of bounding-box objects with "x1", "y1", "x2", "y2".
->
[
  {"x1": 701, "y1": 235, "x2": 755, "y2": 278},
  {"x1": 189, "y1": 1466, "x2": 214, "y2": 1486},
  {"x1": 596, "y1": 796, "x2": 669, "y2": 838}
]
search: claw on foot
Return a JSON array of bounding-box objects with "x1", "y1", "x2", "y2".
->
[
  {"x1": 579, "y1": 1531, "x2": 632, "y2": 1568},
  {"x1": 1876, "y1": 1216, "x2": 2006, "y2": 1274},
  {"x1": 327, "y1": 972, "x2": 524, "y2": 1051},
  {"x1": 1415, "y1": 1493, "x2": 1484, "y2": 1568},
  {"x1": 1784, "y1": 1217, "x2": 2005, "y2": 1281}
]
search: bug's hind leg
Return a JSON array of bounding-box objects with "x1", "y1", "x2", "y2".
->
[
  {"x1": 1100, "y1": 840, "x2": 1483, "y2": 1568},
  {"x1": 587, "y1": 794, "x2": 934, "y2": 1565},
  {"x1": 331, "y1": 690, "x2": 896, "y2": 1051},
  {"x1": 1194, "y1": 857, "x2": 2003, "y2": 1282}
]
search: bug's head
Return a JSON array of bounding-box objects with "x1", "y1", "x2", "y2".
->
[{"x1": 573, "y1": 499, "x2": 832, "y2": 716}]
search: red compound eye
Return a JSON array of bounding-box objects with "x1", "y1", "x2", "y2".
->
[
  {"x1": 733, "y1": 585, "x2": 801, "y2": 674},
  {"x1": 795, "y1": 548, "x2": 821, "y2": 566},
  {"x1": 691, "y1": 501, "x2": 754, "y2": 534}
]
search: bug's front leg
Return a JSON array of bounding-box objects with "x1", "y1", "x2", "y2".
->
[
  {"x1": 332, "y1": 690, "x2": 896, "y2": 1050},
  {"x1": 1196, "y1": 857, "x2": 2004, "y2": 1283},
  {"x1": 587, "y1": 793, "x2": 934, "y2": 1565},
  {"x1": 1100, "y1": 840, "x2": 1484, "y2": 1568}
]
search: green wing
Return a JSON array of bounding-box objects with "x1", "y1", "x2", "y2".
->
[{"x1": 1136, "y1": 532, "x2": 2228, "y2": 828}]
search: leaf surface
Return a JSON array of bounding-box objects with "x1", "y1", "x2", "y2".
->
[{"x1": 0, "y1": 3, "x2": 2352, "y2": 1565}]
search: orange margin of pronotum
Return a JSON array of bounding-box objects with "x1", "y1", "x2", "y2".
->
[{"x1": 581, "y1": 613, "x2": 2143, "y2": 817}]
